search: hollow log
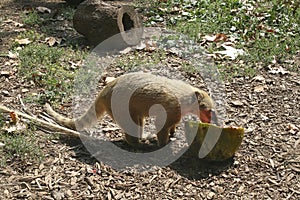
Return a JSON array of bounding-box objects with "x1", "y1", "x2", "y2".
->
[{"x1": 73, "y1": 0, "x2": 142, "y2": 46}]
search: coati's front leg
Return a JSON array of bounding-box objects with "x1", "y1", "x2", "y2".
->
[
  {"x1": 169, "y1": 125, "x2": 176, "y2": 138},
  {"x1": 155, "y1": 114, "x2": 180, "y2": 147}
]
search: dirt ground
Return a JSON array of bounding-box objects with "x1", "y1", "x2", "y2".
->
[{"x1": 0, "y1": 0, "x2": 299, "y2": 199}]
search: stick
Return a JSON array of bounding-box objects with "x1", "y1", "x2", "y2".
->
[{"x1": 0, "y1": 104, "x2": 80, "y2": 137}]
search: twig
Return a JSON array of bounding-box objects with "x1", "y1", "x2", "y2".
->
[
  {"x1": 0, "y1": 104, "x2": 80, "y2": 137},
  {"x1": 18, "y1": 94, "x2": 34, "y2": 117}
]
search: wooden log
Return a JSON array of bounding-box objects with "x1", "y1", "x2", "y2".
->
[{"x1": 73, "y1": 0, "x2": 142, "y2": 46}]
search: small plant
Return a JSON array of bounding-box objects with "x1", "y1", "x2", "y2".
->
[
  {"x1": 60, "y1": 6, "x2": 76, "y2": 21},
  {"x1": 116, "y1": 50, "x2": 167, "y2": 71},
  {"x1": 16, "y1": 42, "x2": 85, "y2": 104},
  {"x1": 0, "y1": 126, "x2": 44, "y2": 167},
  {"x1": 21, "y1": 11, "x2": 42, "y2": 26}
]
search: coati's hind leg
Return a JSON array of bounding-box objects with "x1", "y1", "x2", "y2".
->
[{"x1": 124, "y1": 115, "x2": 144, "y2": 147}]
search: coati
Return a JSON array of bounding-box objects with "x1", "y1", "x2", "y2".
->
[{"x1": 45, "y1": 72, "x2": 218, "y2": 147}]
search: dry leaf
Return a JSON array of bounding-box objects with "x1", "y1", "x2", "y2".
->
[
  {"x1": 136, "y1": 42, "x2": 147, "y2": 50},
  {"x1": 0, "y1": 71, "x2": 10, "y2": 77},
  {"x1": 269, "y1": 66, "x2": 289, "y2": 75},
  {"x1": 230, "y1": 100, "x2": 243, "y2": 107},
  {"x1": 4, "y1": 123, "x2": 27, "y2": 133},
  {"x1": 214, "y1": 45, "x2": 245, "y2": 60},
  {"x1": 269, "y1": 158, "x2": 275, "y2": 168},
  {"x1": 254, "y1": 85, "x2": 267, "y2": 92},
  {"x1": 252, "y1": 75, "x2": 265, "y2": 82},
  {"x1": 203, "y1": 35, "x2": 217, "y2": 42},
  {"x1": 105, "y1": 76, "x2": 116, "y2": 84},
  {"x1": 288, "y1": 123, "x2": 299, "y2": 131},
  {"x1": 10, "y1": 112, "x2": 19, "y2": 124},
  {"x1": 15, "y1": 38, "x2": 32, "y2": 45},
  {"x1": 288, "y1": 123, "x2": 299, "y2": 134},
  {"x1": 203, "y1": 33, "x2": 228, "y2": 42},
  {"x1": 21, "y1": 88, "x2": 29, "y2": 93},
  {"x1": 36, "y1": 6, "x2": 51, "y2": 13},
  {"x1": 214, "y1": 33, "x2": 227, "y2": 42},
  {"x1": 2, "y1": 90, "x2": 10, "y2": 96},
  {"x1": 0, "y1": 142, "x2": 5, "y2": 148},
  {"x1": 45, "y1": 37, "x2": 61, "y2": 46},
  {"x1": 8, "y1": 51, "x2": 19, "y2": 59},
  {"x1": 3, "y1": 19, "x2": 24, "y2": 27},
  {"x1": 120, "y1": 47, "x2": 133, "y2": 54}
]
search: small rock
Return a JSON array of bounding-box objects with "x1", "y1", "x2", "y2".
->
[{"x1": 0, "y1": 142, "x2": 5, "y2": 147}]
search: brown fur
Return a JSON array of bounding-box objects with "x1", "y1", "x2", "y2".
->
[{"x1": 45, "y1": 72, "x2": 216, "y2": 146}]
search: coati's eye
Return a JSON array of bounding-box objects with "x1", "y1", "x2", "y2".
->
[{"x1": 199, "y1": 103, "x2": 210, "y2": 110}]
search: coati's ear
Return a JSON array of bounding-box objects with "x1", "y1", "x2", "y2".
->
[
  {"x1": 194, "y1": 90, "x2": 205, "y2": 102},
  {"x1": 194, "y1": 90, "x2": 213, "y2": 110},
  {"x1": 189, "y1": 90, "x2": 205, "y2": 105}
]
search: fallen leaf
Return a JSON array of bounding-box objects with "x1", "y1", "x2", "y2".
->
[
  {"x1": 3, "y1": 19, "x2": 13, "y2": 23},
  {"x1": 3, "y1": 19, "x2": 24, "y2": 27},
  {"x1": 269, "y1": 66, "x2": 289, "y2": 75},
  {"x1": 230, "y1": 100, "x2": 243, "y2": 107},
  {"x1": 203, "y1": 33, "x2": 227, "y2": 42},
  {"x1": 0, "y1": 71, "x2": 10, "y2": 77},
  {"x1": 36, "y1": 6, "x2": 51, "y2": 13},
  {"x1": 288, "y1": 123, "x2": 299, "y2": 134},
  {"x1": 15, "y1": 38, "x2": 32, "y2": 45},
  {"x1": 51, "y1": 189, "x2": 65, "y2": 200},
  {"x1": 21, "y1": 88, "x2": 29, "y2": 93},
  {"x1": 10, "y1": 112, "x2": 19, "y2": 124},
  {"x1": 102, "y1": 127, "x2": 120, "y2": 132},
  {"x1": 105, "y1": 76, "x2": 116, "y2": 84},
  {"x1": 288, "y1": 123, "x2": 299, "y2": 131},
  {"x1": 0, "y1": 142, "x2": 5, "y2": 148},
  {"x1": 269, "y1": 158, "x2": 275, "y2": 168},
  {"x1": 120, "y1": 47, "x2": 133, "y2": 54},
  {"x1": 214, "y1": 45, "x2": 246, "y2": 60},
  {"x1": 8, "y1": 51, "x2": 19, "y2": 59},
  {"x1": 45, "y1": 37, "x2": 61, "y2": 46},
  {"x1": 135, "y1": 42, "x2": 146, "y2": 50},
  {"x1": 214, "y1": 33, "x2": 227, "y2": 42},
  {"x1": 4, "y1": 122, "x2": 27, "y2": 133},
  {"x1": 252, "y1": 75, "x2": 265, "y2": 82},
  {"x1": 203, "y1": 35, "x2": 217, "y2": 42},
  {"x1": 254, "y1": 85, "x2": 267, "y2": 92},
  {"x1": 294, "y1": 139, "x2": 300, "y2": 149},
  {"x1": 2, "y1": 90, "x2": 10, "y2": 96}
]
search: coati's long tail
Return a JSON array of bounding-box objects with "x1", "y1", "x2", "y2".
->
[
  {"x1": 44, "y1": 103, "x2": 77, "y2": 130},
  {"x1": 44, "y1": 102, "x2": 102, "y2": 131}
]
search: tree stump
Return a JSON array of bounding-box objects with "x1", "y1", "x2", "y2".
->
[{"x1": 73, "y1": 0, "x2": 142, "y2": 46}]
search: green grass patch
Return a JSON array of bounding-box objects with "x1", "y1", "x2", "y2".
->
[
  {"x1": 0, "y1": 121, "x2": 44, "y2": 167},
  {"x1": 21, "y1": 11, "x2": 42, "y2": 26},
  {"x1": 138, "y1": 0, "x2": 300, "y2": 76},
  {"x1": 16, "y1": 38, "x2": 87, "y2": 105},
  {"x1": 116, "y1": 49, "x2": 167, "y2": 71}
]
